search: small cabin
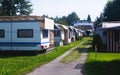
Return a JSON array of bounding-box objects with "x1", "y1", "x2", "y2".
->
[{"x1": 96, "y1": 22, "x2": 120, "y2": 52}]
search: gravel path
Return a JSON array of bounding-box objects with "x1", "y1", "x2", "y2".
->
[{"x1": 26, "y1": 45, "x2": 89, "y2": 75}]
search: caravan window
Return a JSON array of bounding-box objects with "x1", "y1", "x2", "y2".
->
[
  {"x1": 42, "y1": 29, "x2": 48, "y2": 38},
  {"x1": 18, "y1": 29, "x2": 33, "y2": 38},
  {"x1": 0, "y1": 30, "x2": 5, "y2": 38}
]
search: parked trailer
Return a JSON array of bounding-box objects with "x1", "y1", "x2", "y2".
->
[
  {"x1": 0, "y1": 16, "x2": 54, "y2": 52},
  {"x1": 54, "y1": 23, "x2": 71, "y2": 46},
  {"x1": 68, "y1": 26, "x2": 76, "y2": 42},
  {"x1": 54, "y1": 23, "x2": 62, "y2": 46}
]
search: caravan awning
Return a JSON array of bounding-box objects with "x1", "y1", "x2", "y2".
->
[
  {"x1": 69, "y1": 26, "x2": 74, "y2": 31},
  {"x1": 74, "y1": 29, "x2": 78, "y2": 33},
  {"x1": 54, "y1": 24, "x2": 61, "y2": 30},
  {"x1": 57, "y1": 24, "x2": 68, "y2": 30},
  {"x1": 61, "y1": 25, "x2": 68, "y2": 30}
]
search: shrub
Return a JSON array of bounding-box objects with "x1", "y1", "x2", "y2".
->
[{"x1": 92, "y1": 34, "x2": 106, "y2": 51}]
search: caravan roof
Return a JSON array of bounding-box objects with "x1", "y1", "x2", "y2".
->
[{"x1": 0, "y1": 16, "x2": 44, "y2": 22}]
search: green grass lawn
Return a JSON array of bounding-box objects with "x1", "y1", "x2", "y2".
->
[
  {"x1": 85, "y1": 48, "x2": 120, "y2": 75},
  {"x1": 0, "y1": 38, "x2": 85, "y2": 75},
  {"x1": 61, "y1": 37, "x2": 92, "y2": 64},
  {"x1": 61, "y1": 44, "x2": 82, "y2": 64}
]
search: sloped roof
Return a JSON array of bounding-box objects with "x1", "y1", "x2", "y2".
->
[
  {"x1": 102, "y1": 22, "x2": 120, "y2": 28},
  {"x1": 61, "y1": 25, "x2": 68, "y2": 30},
  {"x1": 54, "y1": 23, "x2": 61, "y2": 29},
  {"x1": 55, "y1": 23, "x2": 68, "y2": 30}
]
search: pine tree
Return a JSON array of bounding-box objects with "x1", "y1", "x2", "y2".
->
[{"x1": 87, "y1": 14, "x2": 91, "y2": 22}]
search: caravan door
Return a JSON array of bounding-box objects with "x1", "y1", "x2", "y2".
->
[{"x1": 0, "y1": 22, "x2": 12, "y2": 50}]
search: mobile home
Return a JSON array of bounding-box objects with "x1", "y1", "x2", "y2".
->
[
  {"x1": 54, "y1": 23, "x2": 62, "y2": 46},
  {"x1": 54, "y1": 23, "x2": 70, "y2": 46},
  {"x1": 58, "y1": 24, "x2": 70, "y2": 45},
  {"x1": 74, "y1": 28, "x2": 81, "y2": 40},
  {"x1": 68, "y1": 26, "x2": 76, "y2": 42},
  {"x1": 0, "y1": 16, "x2": 54, "y2": 51}
]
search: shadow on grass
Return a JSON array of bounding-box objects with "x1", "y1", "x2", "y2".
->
[
  {"x1": 85, "y1": 60, "x2": 120, "y2": 75},
  {"x1": 82, "y1": 41, "x2": 92, "y2": 46},
  {"x1": 0, "y1": 51, "x2": 42, "y2": 58},
  {"x1": 88, "y1": 47, "x2": 120, "y2": 53},
  {"x1": 75, "y1": 47, "x2": 90, "y2": 53}
]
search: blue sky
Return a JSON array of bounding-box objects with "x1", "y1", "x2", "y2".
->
[{"x1": 31, "y1": 0, "x2": 108, "y2": 21}]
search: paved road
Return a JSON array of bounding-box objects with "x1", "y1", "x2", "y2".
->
[{"x1": 26, "y1": 45, "x2": 89, "y2": 75}]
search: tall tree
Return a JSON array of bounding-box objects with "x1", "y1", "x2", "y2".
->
[
  {"x1": 58, "y1": 17, "x2": 68, "y2": 25},
  {"x1": 54, "y1": 16, "x2": 68, "y2": 25},
  {"x1": 103, "y1": 0, "x2": 120, "y2": 21},
  {"x1": 94, "y1": 15, "x2": 103, "y2": 33},
  {"x1": 66, "y1": 12, "x2": 80, "y2": 25},
  {"x1": 54, "y1": 12, "x2": 80, "y2": 25},
  {"x1": 0, "y1": 0, "x2": 32, "y2": 16},
  {"x1": 87, "y1": 14, "x2": 91, "y2": 22}
]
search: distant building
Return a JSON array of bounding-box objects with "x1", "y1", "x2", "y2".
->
[
  {"x1": 74, "y1": 20, "x2": 94, "y2": 36},
  {"x1": 74, "y1": 20, "x2": 93, "y2": 31}
]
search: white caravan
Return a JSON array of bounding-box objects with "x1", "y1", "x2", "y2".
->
[{"x1": 0, "y1": 16, "x2": 54, "y2": 51}]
